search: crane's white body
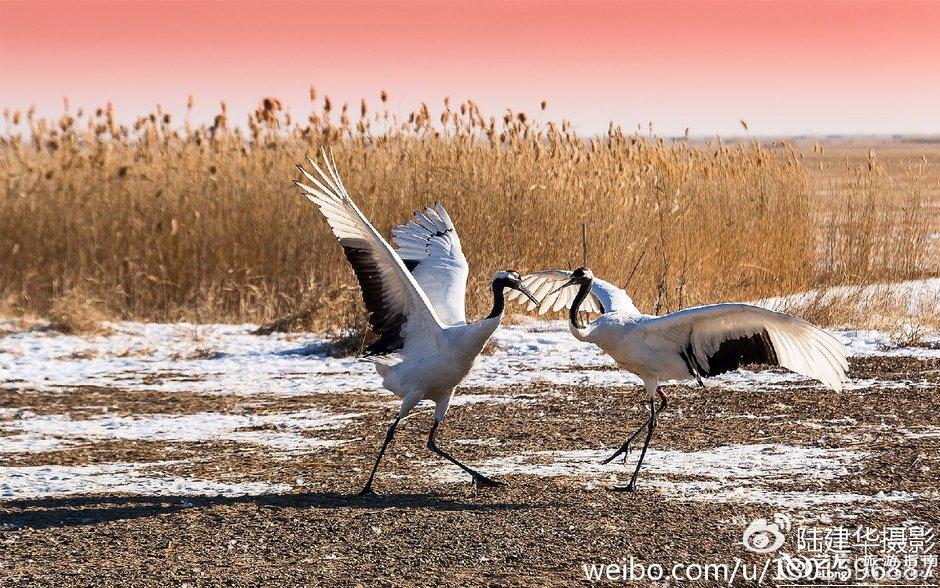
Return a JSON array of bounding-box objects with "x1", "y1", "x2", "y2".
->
[
  {"x1": 570, "y1": 305, "x2": 848, "y2": 389},
  {"x1": 512, "y1": 270, "x2": 849, "y2": 393},
  {"x1": 374, "y1": 316, "x2": 501, "y2": 418}
]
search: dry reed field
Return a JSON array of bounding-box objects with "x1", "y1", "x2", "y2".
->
[{"x1": 1, "y1": 94, "x2": 937, "y2": 335}]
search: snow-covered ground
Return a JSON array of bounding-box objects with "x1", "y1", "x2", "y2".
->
[
  {"x1": 754, "y1": 278, "x2": 940, "y2": 316},
  {"x1": 1, "y1": 317, "x2": 937, "y2": 398},
  {"x1": 0, "y1": 462, "x2": 289, "y2": 500},
  {"x1": 431, "y1": 443, "x2": 928, "y2": 509},
  {"x1": 0, "y1": 409, "x2": 358, "y2": 455}
]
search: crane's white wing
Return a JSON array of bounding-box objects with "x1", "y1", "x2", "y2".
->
[
  {"x1": 391, "y1": 204, "x2": 469, "y2": 325},
  {"x1": 637, "y1": 303, "x2": 849, "y2": 391},
  {"x1": 295, "y1": 152, "x2": 445, "y2": 357},
  {"x1": 507, "y1": 270, "x2": 638, "y2": 315}
]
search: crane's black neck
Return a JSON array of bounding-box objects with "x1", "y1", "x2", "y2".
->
[
  {"x1": 487, "y1": 279, "x2": 507, "y2": 320},
  {"x1": 570, "y1": 279, "x2": 593, "y2": 329}
]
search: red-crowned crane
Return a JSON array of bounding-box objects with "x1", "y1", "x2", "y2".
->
[
  {"x1": 295, "y1": 152, "x2": 538, "y2": 496},
  {"x1": 509, "y1": 267, "x2": 849, "y2": 491}
]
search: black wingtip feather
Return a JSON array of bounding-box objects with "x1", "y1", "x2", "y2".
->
[
  {"x1": 341, "y1": 244, "x2": 409, "y2": 356},
  {"x1": 688, "y1": 328, "x2": 780, "y2": 378}
]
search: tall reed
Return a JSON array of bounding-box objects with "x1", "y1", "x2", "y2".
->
[{"x1": 1, "y1": 94, "x2": 935, "y2": 331}]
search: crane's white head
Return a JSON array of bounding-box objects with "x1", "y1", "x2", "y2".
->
[
  {"x1": 549, "y1": 266, "x2": 594, "y2": 296},
  {"x1": 494, "y1": 269, "x2": 520, "y2": 282},
  {"x1": 493, "y1": 270, "x2": 539, "y2": 305}
]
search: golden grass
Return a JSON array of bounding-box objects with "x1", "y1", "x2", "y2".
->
[
  {"x1": 1, "y1": 95, "x2": 937, "y2": 332},
  {"x1": 46, "y1": 287, "x2": 112, "y2": 335}
]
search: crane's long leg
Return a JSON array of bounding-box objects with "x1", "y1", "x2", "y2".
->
[
  {"x1": 427, "y1": 419, "x2": 503, "y2": 488},
  {"x1": 358, "y1": 415, "x2": 402, "y2": 496},
  {"x1": 601, "y1": 389, "x2": 667, "y2": 465},
  {"x1": 617, "y1": 395, "x2": 658, "y2": 491}
]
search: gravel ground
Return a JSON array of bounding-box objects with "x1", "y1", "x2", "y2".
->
[{"x1": 1, "y1": 356, "x2": 938, "y2": 586}]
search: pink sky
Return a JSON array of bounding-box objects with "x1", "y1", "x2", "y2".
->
[{"x1": 1, "y1": 0, "x2": 938, "y2": 136}]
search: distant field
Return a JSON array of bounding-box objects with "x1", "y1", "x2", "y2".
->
[{"x1": 1, "y1": 97, "x2": 937, "y2": 333}]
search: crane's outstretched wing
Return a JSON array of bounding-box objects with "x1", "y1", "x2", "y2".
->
[
  {"x1": 295, "y1": 152, "x2": 445, "y2": 356},
  {"x1": 507, "y1": 270, "x2": 639, "y2": 315},
  {"x1": 391, "y1": 204, "x2": 469, "y2": 325},
  {"x1": 637, "y1": 303, "x2": 849, "y2": 391}
]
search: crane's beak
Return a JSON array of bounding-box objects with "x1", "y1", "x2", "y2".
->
[
  {"x1": 513, "y1": 283, "x2": 540, "y2": 306},
  {"x1": 547, "y1": 277, "x2": 578, "y2": 297}
]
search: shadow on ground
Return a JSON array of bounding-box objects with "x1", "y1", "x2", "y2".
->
[{"x1": 0, "y1": 491, "x2": 540, "y2": 531}]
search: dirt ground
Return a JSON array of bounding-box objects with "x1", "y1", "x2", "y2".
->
[{"x1": 1, "y1": 355, "x2": 939, "y2": 587}]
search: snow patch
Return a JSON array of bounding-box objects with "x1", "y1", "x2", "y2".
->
[
  {"x1": 839, "y1": 330, "x2": 940, "y2": 359},
  {"x1": 0, "y1": 321, "x2": 382, "y2": 396},
  {"x1": 754, "y1": 279, "x2": 940, "y2": 317},
  {"x1": 901, "y1": 426, "x2": 940, "y2": 439},
  {"x1": 0, "y1": 409, "x2": 358, "y2": 454},
  {"x1": 431, "y1": 443, "x2": 917, "y2": 508},
  {"x1": 0, "y1": 461, "x2": 289, "y2": 500},
  {"x1": 449, "y1": 393, "x2": 535, "y2": 407}
]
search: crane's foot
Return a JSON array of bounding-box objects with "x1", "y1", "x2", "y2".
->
[
  {"x1": 601, "y1": 424, "x2": 646, "y2": 464},
  {"x1": 357, "y1": 483, "x2": 377, "y2": 497},
  {"x1": 601, "y1": 445, "x2": 628, "y2": 465},
  {"x1": 601, "y1": 394, "x2": 668, "y2": 466},
  {"x1": 602, "y1": 443, "x2": 636, "y2": 465},
  {"x1": 611, "y1": 481, "x2": 637, "y2": 493},
  {"x1": 472, "y1": 474, "x2": 505, "y2": 488}
]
